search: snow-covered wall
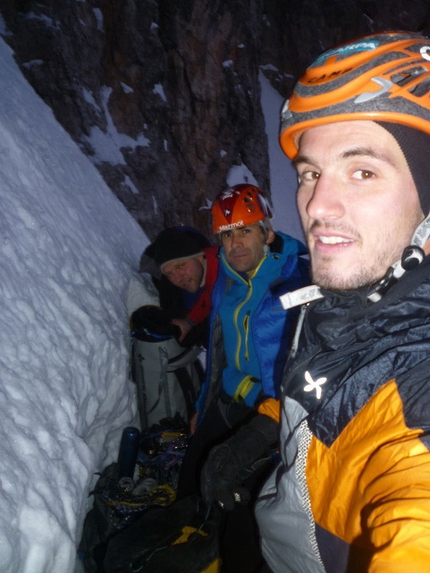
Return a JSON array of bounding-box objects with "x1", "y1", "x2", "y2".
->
[{"x1": 0, "y1": 38, "x2": 156, "y2": 572}]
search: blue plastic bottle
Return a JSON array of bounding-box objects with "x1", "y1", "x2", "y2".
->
[{"x1": 117, "y1": 426, "x2": 141, "y2": 478}]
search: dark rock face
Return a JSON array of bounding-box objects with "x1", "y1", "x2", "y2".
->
[{"x1": 2, "y1": 0, "x2": 430, "y2": 239}]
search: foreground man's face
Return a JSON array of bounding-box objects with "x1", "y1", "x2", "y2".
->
[{"x1": 294, "y1": 120, "x2": 424, "y2": 290}]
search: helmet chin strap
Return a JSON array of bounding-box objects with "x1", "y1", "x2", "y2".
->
[
  {"x1": 367, "y1": 213, "x2": 430, "y2": 302},
  {"x1": 410, "y1": 211, "x2": 430, "y2": 250},
  {"x1": 280, "y1": 214, "x2": 430, "y2": 310}
]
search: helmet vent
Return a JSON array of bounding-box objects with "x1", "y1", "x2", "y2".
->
[
  {"x1": 408, "y1": 76, "x2": 430, "y2": 97},
  {"x1": 392, "y1": 67, "x2": 425, "y2": 86},
  {"x1": 244, "y1": 194, "x2": 257, "y2": 214},
  {"x1": 391, "y1": 66, "x2": 430, "y2": 96}
]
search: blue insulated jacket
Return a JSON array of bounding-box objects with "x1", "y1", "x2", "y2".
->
[{"x1": 196, "y1": 231, "x2": 309, "y2": 417}]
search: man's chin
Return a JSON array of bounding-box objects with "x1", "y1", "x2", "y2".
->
[{"x1": 312, "y1": 268, "x2": 376, "y2": 291}]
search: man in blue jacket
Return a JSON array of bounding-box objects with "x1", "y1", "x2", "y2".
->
[{"x1": 178, "y1": 183, "x2": 309, "y2": 572}]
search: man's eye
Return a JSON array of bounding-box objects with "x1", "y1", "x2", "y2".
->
[
  {"x1": 298, "y1": 170, "x2": 319, "y2": 183},
  {"x1": 221, "y1": 231, "x2": 231, "y2": 240},
  {"x1": 353, "y1": 169, "x2": 374, "y2": 180}
]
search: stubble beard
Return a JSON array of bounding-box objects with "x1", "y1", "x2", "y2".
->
[
  {"x1": 311, "y1": 255, "x2": 388, "y2": 291},
  {"x1": 311, "y1": 236, "x2": 418, "y2": 292}
]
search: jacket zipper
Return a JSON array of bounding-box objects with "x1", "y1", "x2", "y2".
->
[{"x1": 234, "y1": 284, "x2": 252, "y2": 368}]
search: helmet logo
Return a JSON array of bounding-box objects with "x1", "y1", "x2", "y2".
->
[
  {"x1": 420, "y1": 46, "x2": 430, "y2": 61},
  {"x1": 218, "y1": 221, "x2": 245, "y2": 232},
  {"x1": 311, "y1": 40, "x2": 380, "y2": 68},
  {"x1": 308, "y1": 67, "x2": 353, "y2": 84},
  {"x1": 355, "y1": 77, "x2": 393, "y2": 103}
]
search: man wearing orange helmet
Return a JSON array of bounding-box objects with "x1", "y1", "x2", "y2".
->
[
  {"x1": 246, "y1": 31, "x2": 430, "y2": 573},
  {"x1": 195, "y1": 184, "x2": 308, "y2": 422},
  {"x1": 178, "y1": 183, "x2": 309, "y2": 572}
]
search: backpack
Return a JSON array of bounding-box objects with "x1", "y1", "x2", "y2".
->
[
  {"x1": 79, "y1": 420, "x2": 191, "y2": 573},
  {"x1": 78, "y1": 307, "x2": 208, "y2": 572},
  {"x1": 103, "y1": 494, "x2": 221, "y2": 573},
  {"x1": 129, "y1": 305, "x2": 205, "y2": 431}
]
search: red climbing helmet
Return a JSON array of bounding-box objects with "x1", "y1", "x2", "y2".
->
[{"x1": 211, "y1": 184, "x2": 272, "y2": 234}]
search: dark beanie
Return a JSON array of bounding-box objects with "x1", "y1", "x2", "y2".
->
[
  {"x1": 377, "y1": 122, "x2": 430, "y2": 215},
  {"x1": 142, "y1": 227, "x2": 211, "y2": 271}
]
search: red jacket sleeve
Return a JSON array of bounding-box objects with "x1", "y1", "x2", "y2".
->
[{"x1": 186, "y1": 247, "x2": 219, "y2": 325}]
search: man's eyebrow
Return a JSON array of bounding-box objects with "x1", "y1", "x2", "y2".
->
[
  {"x1": 293, "y1": 146, "x2": 397, "y2": 168},
  {"x1": 292, "y1": 154, "x2": 311, "y2": 168},
  {"x1": 341, "y1": 146, "x2": 395, "y2": 165}
]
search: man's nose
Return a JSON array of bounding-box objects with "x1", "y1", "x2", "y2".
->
[
  {"x1": 229, "y1": 231, "x2": 244, "y2": 248},
  {"x1": 305, "y1": 174, "x2": 345, "y2": 221},
  {"x1": 171, "y1": 269, "x2": 184, "y2": 284}
]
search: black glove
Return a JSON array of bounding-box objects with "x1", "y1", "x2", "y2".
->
[
  {"x1": 130, "y1": 305, "x2": 181, "y2": 341},
  {"x1": 201, "y1": 414, "x2": 279, "y2": 511}
]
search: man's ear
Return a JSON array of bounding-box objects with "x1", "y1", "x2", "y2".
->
[{"x1": 265, "y1": 229, "x2": 275, "y2": 245}]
